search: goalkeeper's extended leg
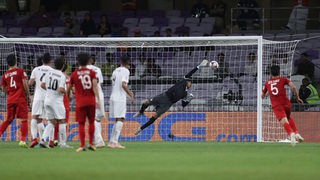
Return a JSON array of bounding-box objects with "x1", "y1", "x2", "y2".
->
[
  {"x1": 133, "y1": 101, "x2": 150, "y2": 118},
  {"x1": 135, "y1": 116, "x2": 157, "y2": 135}
]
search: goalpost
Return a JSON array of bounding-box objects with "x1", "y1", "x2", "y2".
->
[{"x1": 0, "y1": 36, "x2": 303, "y2": 142}]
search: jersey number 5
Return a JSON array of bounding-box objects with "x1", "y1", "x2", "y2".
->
[
  {"x1": 271, "y1": 82, "x2": 278, "y2": 95},
  {"x1": 79, "y1": 74, "x2": 92, "y2": 89}
]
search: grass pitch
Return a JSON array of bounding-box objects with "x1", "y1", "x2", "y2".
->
[{"x1": 0, "y1": 142, "x2": 319, "y2": 180}]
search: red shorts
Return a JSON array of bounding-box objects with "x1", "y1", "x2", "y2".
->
[
  {"x1": 272, "y1": 103, "x2": 291, "y2": 121},
  {"x1": 75, "y1": 105, "x2": 95, "y2": 123},
  {"x1": 7, "y1": 102, "x2": 28, "y2": 121}
]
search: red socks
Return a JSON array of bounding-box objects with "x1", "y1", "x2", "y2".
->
[
  {"x1": 78, "y1": 122, "x2": 85, "y2": 147},
  {"x1": 89, "y1": 121, "x2": 94, "y2": 145},
  {"x1": 0, "y1": 120, "x2": 11, "y2": 136},
  {"x1": 288, "y1": 118, "x2": 298, "y2": 134},
  {"x1": 20, "y1": 121, "x2": 28, "y2": 141},
  {"x1": 54, "y1": 123, "x2": 59, "y2": 141},
  {"x1": 283, "y1": 123, "x2": 293, "y2": 135}
]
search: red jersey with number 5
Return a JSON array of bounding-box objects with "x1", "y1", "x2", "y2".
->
[
  {"x1": 263, "y1": 77, "x2": 291, "y2": 107},
  {"x1": 69, "y1": 68, "x2": 97, "y2": 107},
  {"x1": 1, "y1": 68, "x2": 27, "y2": 104}
]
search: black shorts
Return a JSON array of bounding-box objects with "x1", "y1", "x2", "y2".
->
[{"x1": 149, "y1": 93, "x2": 173, "y2": 116}]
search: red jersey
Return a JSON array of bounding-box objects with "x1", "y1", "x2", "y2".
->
[
  {"x1": 1, "y1": 68, "x2": 27, "y2": 104},
  {"x1": 69, "y1": 68, "x2": 97, "y2": 107},
  {"x1": 263, "y1": 77, "x2": 291, "y2": 107},
  {"x1": 63, "y1": 77, "x2": 70, "y2": 110}
]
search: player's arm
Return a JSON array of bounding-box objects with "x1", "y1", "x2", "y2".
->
[
  {"x1": 41, "y1": 82, "x2": 46, "y2": 90},
  {"x1": 1, "y1": 85, "x2": 8, "y2": 94},
  {"x1": 288, "y1": 82, "x2": 304, "y2": 104},
  {"x1": 66, "y1": 84, "x2": 72, "y2": 99},
  {"x1": 22, "y1": 78, "x2": 31, "y2": 102},
  {"x1": 58, "y1": 76, "x2": 66, "y2": 94},
  {"x1": 261, "y1": 83, "x2": 268, "y2": 99},
  {"x1": 92, "y1": 78, "x2": 101, "y2": 109},
  {"x1": 184, "y1": 60, "x2": 208, "y2": 79},
  {"x1": 28, "y1": 78, "x2": 35, "y2": 86},
  {"x1": 122, "y1": 81, "x2": 134, "y2": 104},
  {"x1": 182, "y1": 93, "x2": 194, "y2": 107}
]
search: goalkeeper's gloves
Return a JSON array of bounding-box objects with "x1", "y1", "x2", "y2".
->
[
  {"x1": 197, "y1": 60, "x2": 209, "y2": 69},
  {"x1": 182, "y1": 93, "x2": 194, "y2": 107}
]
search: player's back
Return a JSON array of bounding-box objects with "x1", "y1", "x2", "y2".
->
[
  {"x1": 87, "y1": 64, "x2": 103, "y2": 92},
  {"x1": 44, "y1": 69, "x2": 66, "y2": 105},
  {"x1": 1, "y1": 68, "x2": 27, "y2": 104},
  {"x1": 70, "y1": 68, "x2": 96, "y2": 107},
  {"x1": 264, "y1": 77, "x2": 291, "y2": 107},
  {"x1": 110, "y1": 67, "x2": 129, "y2": 102},
  {"x1": 31, "y1": 65, "x2": 53, "y2": 101}
]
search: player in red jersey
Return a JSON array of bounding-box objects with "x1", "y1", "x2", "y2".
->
[
  {"x1": 67, "y1": 53, "x2": 100, "y2": 152},
  {"x1": 53, "y1": 62, "x2": 72, "y2": 148},
  {"x1": 262, "y1": 65, "x2": 304, "y2": 147},
  {"x1": 0, "y1": 54, "x2": 31, "y2": 147}
]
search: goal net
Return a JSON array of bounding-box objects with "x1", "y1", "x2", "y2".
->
[{"x1": 0, "y1": 36, "x2": 310, "y2": 143}]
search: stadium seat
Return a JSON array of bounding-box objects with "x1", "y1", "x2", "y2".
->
[
  {"x1": 139, "y1": 18, "x2": 154, "y2": 27},
  {"x1": 168, "y1": 17, "x2": 184, "y2": 27},
  {"x1": 51, "y1": 27, "x2": 66, "y2": 37},
  {"x1": 165, "y1": 10, "x2": 181, "y2": 18},
  {"x1": 36, "y1": 27, "x2": 52, "y2": 37},
  {"x1": 0, "y1": 27, "x2": 7, "y2": 35},
  {"x1": 123, "y1": 18, "x2": 139, "y2": 28},
  {"x1": 6, "y1": 27, "x2": 22, "y2": 37}
]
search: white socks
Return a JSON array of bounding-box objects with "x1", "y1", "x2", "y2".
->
[
  {"x1": 111, "y1": 121, "x2": 123, "y2": 143},
  {"x1": 31, "y1": 119, "x2": 37, "y2": 139},
  {"x1": 59, "y1": 124, "x2": 67, "y2": 145},
  {"x1": 37, "y1": 122, "x2": 45, "y2": 139},
  {"x1": 94, "y1": 121, "x2": 103, "y2": 143},
  {"x1": 41, "y1": 122, "x2": 54, "y2": 142}
]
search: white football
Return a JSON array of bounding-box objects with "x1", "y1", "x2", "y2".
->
[{"x1": 209, "y1": 60, "x2": 219, "y2": 70}]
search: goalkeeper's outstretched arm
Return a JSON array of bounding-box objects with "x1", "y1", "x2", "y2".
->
[{"x1": 184, "y1": 60, "x2": 208, "y2": 79}]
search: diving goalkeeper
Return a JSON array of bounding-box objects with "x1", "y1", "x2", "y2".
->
[{"x1": 133, "y1": 60, "x2": 209, "y2": 135}]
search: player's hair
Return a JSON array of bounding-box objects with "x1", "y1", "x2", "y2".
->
[
  {"x1": 54, "y1": 58, "x2": 65, "y2": 70},
  {"x1": 62, "y1": 62, "x2": 68, "y2": 72},
  {"x1": 270, "y1": 65, "x2": 280, "y2": 76},
  {"x1": 90, "y1": 54, "x2": 96, "y2": 65},
  {"x1": 120, "y1": 55, "x2": 130, "y2": 66},
  {"x1": 37, "y1": 56, "x2": 43, "y2": 66},
  {"x1": 43, "y1": 53, "x2": 51, "y2": 64},
  {"x1": 77, "y1": 53, "x2": 90, "y2": 66},
  {"x1": 6, "y1": 54, "x2": 16, "y2": 67}
]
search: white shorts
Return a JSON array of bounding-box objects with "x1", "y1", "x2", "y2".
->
[
  {"x1": 95, "y1": 97, "x2": 105, "y2": 120},
  {"x1": 45, "y1": 103, "x2": 66, "y2": 120},
  {"x1": 109, "y1": 100, "x2": 126, "y2": 118},
  {"x1": 32, "y1": 99, "x2": 45, "y2": 118}
]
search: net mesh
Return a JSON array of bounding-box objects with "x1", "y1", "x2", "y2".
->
[{"x1": 0, "y1": 37, "x2": 304, "y2": 142}]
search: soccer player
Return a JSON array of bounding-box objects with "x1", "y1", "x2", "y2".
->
[
  {"x1": 107, "y1": 55, "x2": 134, "y2": 149},
  {"x1": 87, "y1": 55, "x2": 106, "y2": 148},
  {"x1": 261, "y1": 65, "x2": 304, "y2": 147},
  {"x1": 0, "y1": 54, "x2": 31, "y2": 147},
  {"x1": 53, "y1": 62, "x2": 72, "y2": 147},
  {"x1": 29, "y1": 53, "x2": 53, "y2": 148},
  {"x1": 39, "y1": 58, "x2": 69, "y2": 148},
  {"x1": 67, "y1": 53, "x2": 100, "y2": 152},
  {"x1": 133, "y1": 60, "x2": 209, "y2": 135}
]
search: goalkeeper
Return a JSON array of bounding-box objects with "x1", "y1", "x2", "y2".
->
[{"x1": 133, "y1": 60, "x2": 209, "y2": 135}]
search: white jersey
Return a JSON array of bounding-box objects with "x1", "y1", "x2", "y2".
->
[
  {"x1": 110, "y1": 67, "x2": 130, "y2": 102},
  {"x1": 43, "y1": 69, "x2": 66, "y2": 105},
  {"x1": 87, "y1": 65, "x2": 103, "y2": 94},
  {"x1": 30, "y1": 65, "x2": 53, "y2": 101}
]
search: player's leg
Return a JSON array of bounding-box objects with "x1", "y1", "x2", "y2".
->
[
  {"x1": 87, "y1": 105, "x2": 96, "y2": 151},
  {"x1": 40, "y1": 119, "x2": 57, "y2": 148},
  {"x1": 30, "y1": 100, "x2": 45, "y2": 146},
  {"x1": 274, "y1": 106, "x2": 296, "y2": 147},
  {"x1": 75, "y1": 106, "x2": 87, "y2": 152},
  {"x1": 108, "y1": 101, "x2": 125, "y2": 148},
  {"x1": 285, "y1": 104, "x2": 304, "y2": 142},
  {"x1": 133, "y1": 100, "x2": 151, "y2": 118},
  {"x1": 94, "y1": 98, "x2": 105, "y2": 148},
  {"x1": 58, "y1": 119, "x2": 72, "y2": 148},
  {"x1": 0, "y1": 104, "x2": 16, "y2": 137},
  {"x1": 53, "y1": 123, "x2": 59, "y2": 146},
  {"x1": 16, "y1": 102, "x2": 29, "y2": 148}
]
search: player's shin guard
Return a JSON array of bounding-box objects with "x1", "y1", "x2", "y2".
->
[
  {"x1": 288, "y1": 118, "x2": 298, "y2": 134},
  {"x1": 283, "y1": 122, "x2": 293, "y2": 135},
  {"x1": 20, "y1": 120, "x2": 28, "y2": 141},
  {"x1": 109, "y1": 123, "x2": 117, "y2": 143},
  {"x1": 42, "y1": 122, "x2": 54, "y2": 142},
  {"x1": 0, "y1": 120, "x2": 11, "y2": 136},
  {"x1": 59, "y1": 123, "x2": 67, "y2": 145},
  {"x1": 114, "y1": 121, "x2": 123, "y2": 143},
  {"x1": 141, "y1": 117, "x2": 157, "y2": 130},
  {"x1": 30, "y1": 119, "x2": 37, "y2": 139},
  {"x1": 37, "y1": 122, "x2": 45, "y2": 139},
  {"x1": 88, "y1": 121, "x2": 95, "y2": 145},
  {"x1": 54, "y1": 123, "x2": 59, "y2": 141},
  {"x1": 94, "y1": 120, "x2": 103, "y2": 143},
  {"x1": 78, "y1": 122, "x2": 85, "y2": 147}
]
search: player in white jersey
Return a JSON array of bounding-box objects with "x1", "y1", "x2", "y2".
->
[
  {"x1": 87, "y1": 55, "x2": 105, "y2": 148},
  {"x1": 39, "y1": 58, "x2": 69, "y2": 148},
  {"x1": 108, "y1": 55, "x2": 134, "y2": 149},
  {"x1": 29, "y1": 53, "x2": 53, "y2": 148}
]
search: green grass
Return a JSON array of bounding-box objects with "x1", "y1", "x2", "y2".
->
[{"x1": 0, "y1": 142, "x2": 320, "y2": 180}]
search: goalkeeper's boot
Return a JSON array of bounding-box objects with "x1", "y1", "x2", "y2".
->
[
  {"x1": 290, "y1": 133, "x2": 297, "y2": 147},
  {"x1": 134, "y1": 128, "x2": 142, "y2": 136},
  {"x1": 19, "y1": 141, "x2": 28, "y2": 148},
  {"x1": 295, "y1": 134, "x2": 304, "y2": 142},
  {"x1": 133, "y1": 112, "x2": 144, "y2": 118},
  {"x1": 76, "y1": 147, "x2": 86, "y2": 152},
  {"x1": 88, "y1": 144, "x2": 96, "y2": 151},
  {"x1": 29, "y1": 138, "x2": 38, "y2": 148}
]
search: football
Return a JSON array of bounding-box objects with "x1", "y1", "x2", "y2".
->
[{"x1": 209, "y1": 60, "x2": 219, "y2": 70}]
